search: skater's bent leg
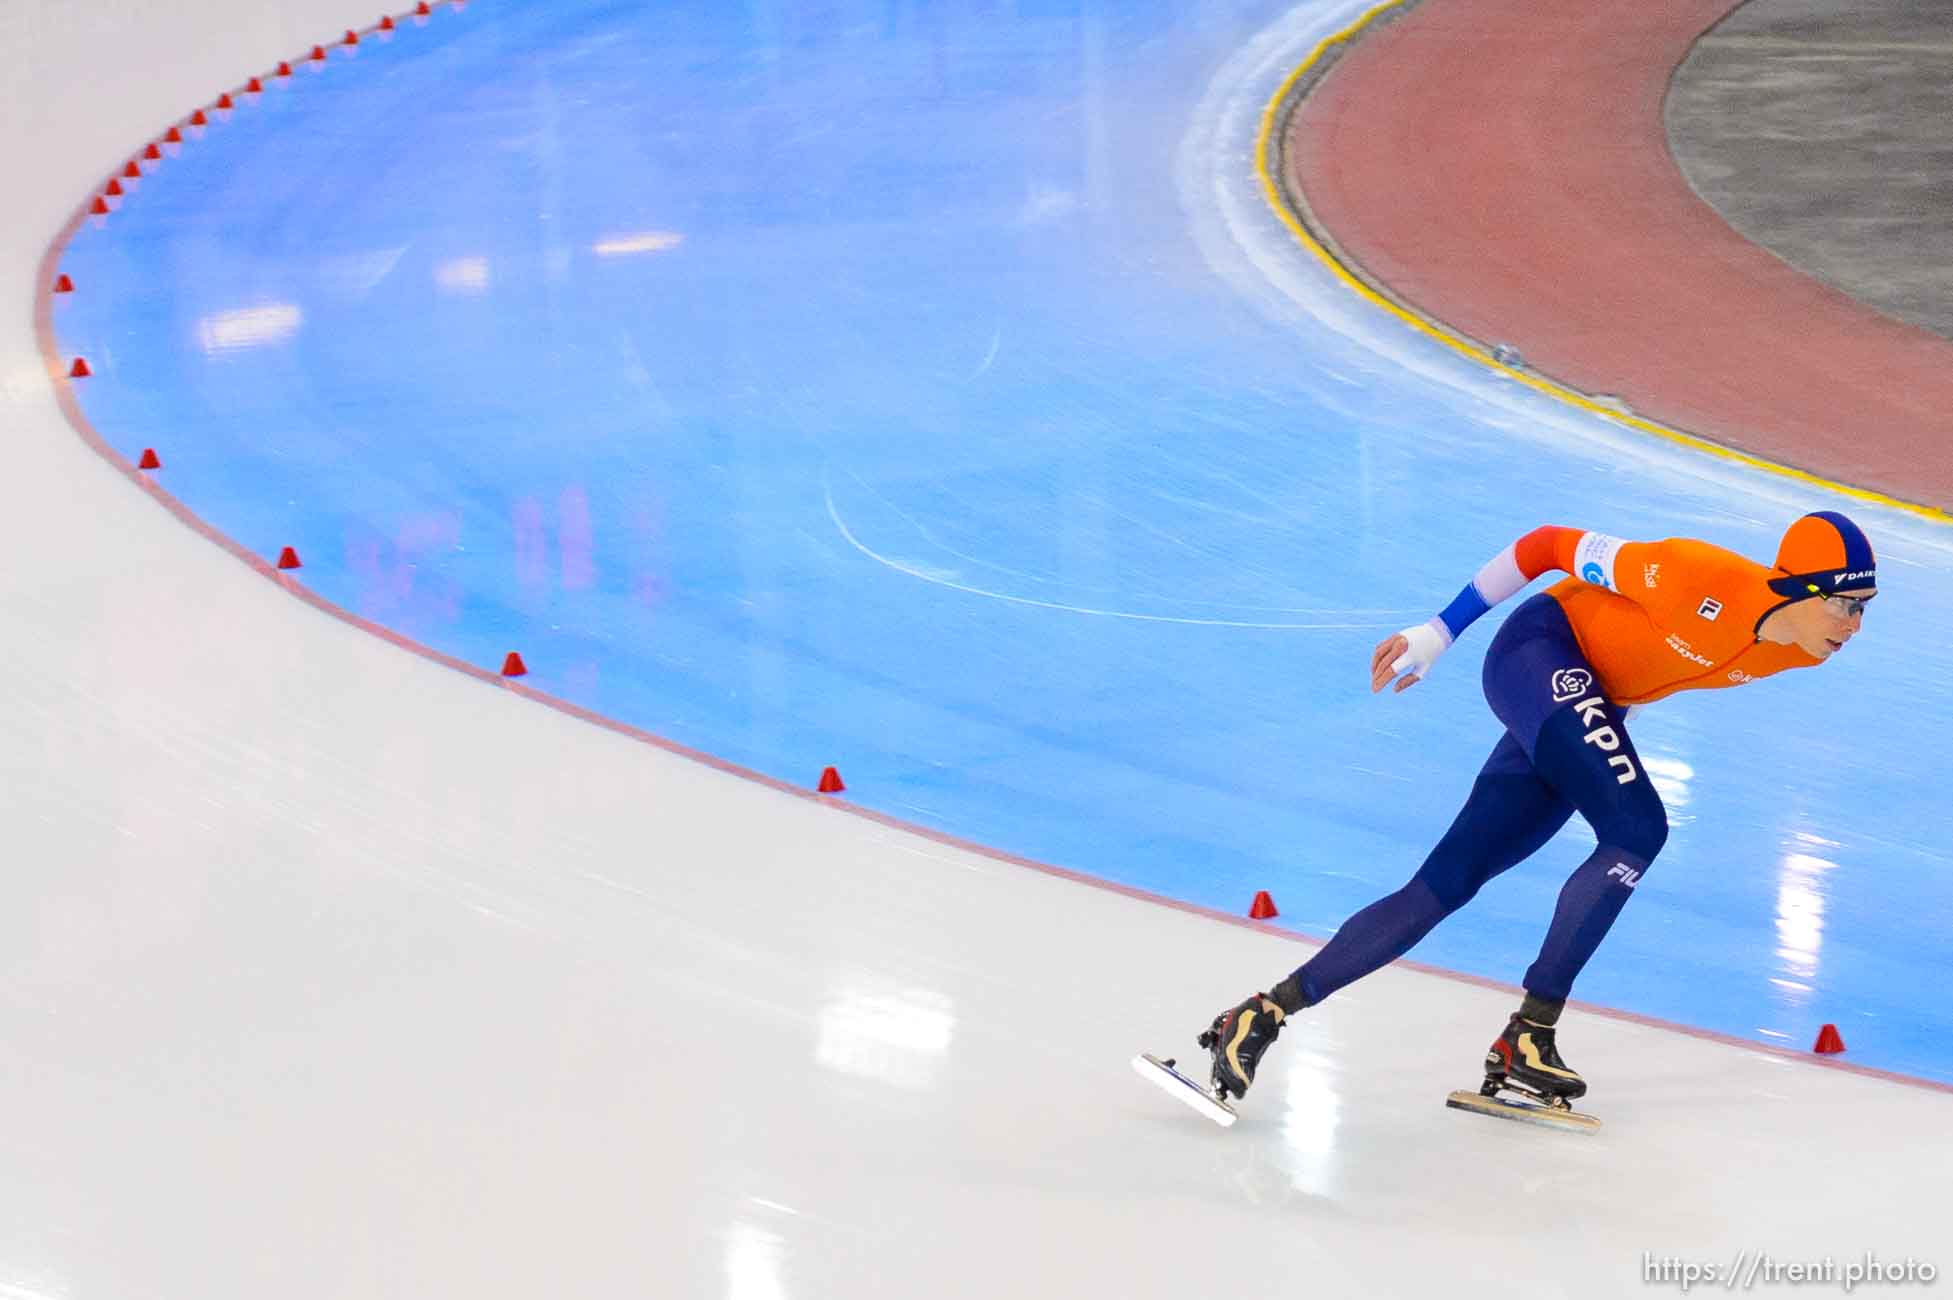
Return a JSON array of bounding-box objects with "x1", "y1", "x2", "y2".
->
[
  {"x1": 1520, "y1": 705, "x2": 1669, "y2": 1004},
  {"x1": 1272, "y1": 735, "x2": 1573, "y2": 1013}
]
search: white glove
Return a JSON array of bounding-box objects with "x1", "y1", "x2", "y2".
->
[{"x1": 1390, "y1": 617, "x2": 1453, "y2": 680}]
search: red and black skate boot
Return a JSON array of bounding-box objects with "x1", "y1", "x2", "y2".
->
[
  {"x1": 1483, "y1": 1013, "x2": 1586, "y2": 1104},
  {"x1": 1198, "y1": 993, "x2": 1286, "y2": 1100}
]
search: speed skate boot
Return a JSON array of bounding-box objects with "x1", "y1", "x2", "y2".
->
[
  {"x1": 1198, "y1": 993, "x2": 1286, "y2": 1100},
  {"x1": 1482, "y1": 1013, "x2": 1586, "y2": 1106}
]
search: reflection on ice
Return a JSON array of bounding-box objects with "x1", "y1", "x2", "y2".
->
[
  {"x1": 815, "y1": 985, "x2": 955, "y2": 1089},
  {"x1": 592, "y1": 231, "x2": 683, "y2": 256},
  {"x1": 1774, "y1": 851, "x2": 1835, "y2": 982},
  {"x1": 195, "y1": 303, "x2": 301, "y2": 353},
  {"x1": 724, "y1": 1221, "x2": 788, "y2": 1300},
  {"x1": 434, "y1": 256, "x2": 491, "y2": 294},
  {"x1": 1643, "y1": 754, "x2": 1694, "y2": 809},
  {"x1": 1279, "y1": 1049, "x2": 1343, "y2": 1197}
]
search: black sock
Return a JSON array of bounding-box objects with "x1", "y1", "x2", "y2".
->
[
  {"x1": 1269, "y1": 975, "x2": 1310, "y2": 1016},
  {"x1": 1519, "y1": 992, "x2": 1564, "y2": 1026}
]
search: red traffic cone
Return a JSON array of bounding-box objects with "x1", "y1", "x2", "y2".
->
[
  {"x1": 246, "y1": 77, "x2": 263, "y2": 93},
  {"x1": 500, "y1": 652, "x2": 528, "y2": 677},
  {"x1": 216, "y1": 93, "x2": 234, "y2": 110},
  {"x1": 276, "y1": 546, "x2": 302, "y2": 570},
  {"x1": 122, "y1": 160, "x2": 142, "y2": 178},
  {"x1": 106, "y1": 178, "x2": 124, "y2": 196},
  {"x1": 143, "y1": 142, "x2": 162, "y2": 160},
  {"x1": 191, "y1": 109, "x2": 209, "y2": 126},
  {"x1": 1813, "y1": 1023, "x2": 1846, "y2": 1054},
  {"x1": 138, "y1": 448, "x2": 161, "y2": 470},
  {"x1": 380, "y1": 14, "x2": 396, "y2": 29},
  {"x1": 89, "y1": 196, "x2": 110, "y2": 216},
  {"x1": 277, "y1": 61, "x2": 293, "y2": 77},
  {"x1": 67, "y1": 357, "x2": 91, "y2": 378},
  {"x1": 417, "y1": 1, "x2": 433, "y2": 12},
  {"x1": 1248, "y1": 890, "x2": 1279, "y2": 920},
  {"x1": 310, "y1": 44, "x2": 328, "y2": 60},
  {"x1": 53, "y1": 274, "x2": 74, "y2": 293},
  {"x1": 817, "y1": 766, "x2": 846, "y2": 793},
  {"x1": 166, "y1": 126, "x2": 184, "y2": 142},
  {"x1": 344, "y1": 29, "x2": 360, "y2": 44}
]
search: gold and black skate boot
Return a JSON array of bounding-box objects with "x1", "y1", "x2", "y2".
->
[
  {"x1": 1483, "y1": 1013, "x2": 1586, "y2": 1103},
  {"x1": 1198, "y1": 993, "x2": 1286, "y2": 1100}
]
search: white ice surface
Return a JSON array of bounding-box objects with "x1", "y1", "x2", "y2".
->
[{"x1": 3, "y1": 3, "x2": 1950, "y2": 1298}]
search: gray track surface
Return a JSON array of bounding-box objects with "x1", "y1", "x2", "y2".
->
[{"x1": 1668, "y1": 0, "x2": 1953, "y2": 342}]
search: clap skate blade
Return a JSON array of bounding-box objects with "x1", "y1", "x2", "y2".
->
[
  {"x1": 1132, "y1": 1053, "x2": 1237, "y2": 1127},
  {"x1": 1445, "y1": 1078, "x2": 1600, "y2": 1133}
]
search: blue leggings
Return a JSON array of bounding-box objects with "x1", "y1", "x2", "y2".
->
[{"x1": 1284, "y1": 595, "x2": 1669, "y2": 1008}]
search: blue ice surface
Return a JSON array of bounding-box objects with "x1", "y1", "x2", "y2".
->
[{"x1": 52, "y1": 0, "x2": 1953, "y2": 1080}]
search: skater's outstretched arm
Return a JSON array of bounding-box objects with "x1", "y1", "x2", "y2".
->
[{"x1": 1371, "y1": 525, "x2": 1628, "y2": 694}]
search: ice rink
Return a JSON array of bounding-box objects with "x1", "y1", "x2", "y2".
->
[{"x1": 5, "y1": 1, "x2": 1950, "y2": 1296}]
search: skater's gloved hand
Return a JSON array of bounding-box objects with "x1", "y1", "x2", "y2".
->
[{"x1": 1371, "y1": 618, "x2": 1451, "y2": 694}]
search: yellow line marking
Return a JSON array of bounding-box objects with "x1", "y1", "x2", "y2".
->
[{"x1": 1252, "y1": 1, "x2": 1952, "y2": 526}]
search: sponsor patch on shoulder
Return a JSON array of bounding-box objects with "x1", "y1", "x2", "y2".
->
[
  {"x1": 1697, "y1": 597, "x2": 1723, "y2": 621},
  {"x1": 1573, "y1": 533, "x2": 1626, "y2": 591}
]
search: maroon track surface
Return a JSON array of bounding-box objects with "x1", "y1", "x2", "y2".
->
[{"x1": 1285, "y1": 0, "x2": 1953, "y2": 512}]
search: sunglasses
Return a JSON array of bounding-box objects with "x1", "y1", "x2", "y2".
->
[{"x1": 1814, "y1": 591, "x2": 1872, "y2": 618}]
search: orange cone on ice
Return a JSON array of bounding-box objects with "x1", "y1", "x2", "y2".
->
[
  {"x1": 1813, "y1": 1024, "x2": 1846, "y2": 1054},
  {"x1": 817, "y1": 766, "x2": 846, "y2": 793},
  {"x1": 1248, "y1": 890, "x2": 1279, "y2": 920},
  {"x1": 500, "y1": 652, "x2": 528, "y2": 677}
]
